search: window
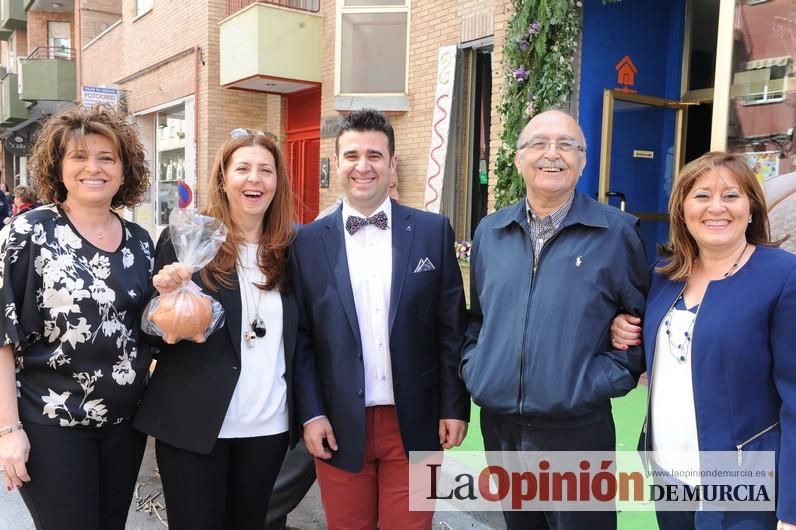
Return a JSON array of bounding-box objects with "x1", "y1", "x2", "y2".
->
[
  {"x1": 732, "y1": 57, "x2": 791, "y2": 105},
  {"x1": 336, "y1": 0, "x2": 409, "y2": 95},
  {"x1": 156, "y1": 105, "x2": 186, "y2": 225},
  {"x1": 48, "y1": 22, "x2": 72, "y2": 59},
  {"x1": 136, "y1": 0, "x2": 154, "y2": 16}
]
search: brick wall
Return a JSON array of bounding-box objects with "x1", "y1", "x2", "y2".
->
[
  {"x1": 317, "y1": 0, "x2": 509, "y2": 222},
  {"x1": 79, "y1": 0, "x2": 122, "y2": 45},
  {"x1": 26, "y1": 11, "x2": 75, "y2": 55},
  {"x1": 79, "y1": 0, "x2": 272, "y2": 216}
]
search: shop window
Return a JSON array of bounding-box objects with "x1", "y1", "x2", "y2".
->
[
  {"x1": 337, "y1": 0, "x2": 408, "y2": 95},
  {"x1": 156, "y1": 105, "x2": 186, "y2": 225}
]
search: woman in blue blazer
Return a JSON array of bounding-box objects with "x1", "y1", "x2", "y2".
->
[
  {"x1": 134, "y1": 129, "x2": 298, "y2": 530},
  {"x1": 612, "y1": 151, "x2": 796, "y2": 530}
]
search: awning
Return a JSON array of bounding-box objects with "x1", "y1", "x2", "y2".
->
[{"x1": 745, "y1": 56, "x2": 791, "y2": 70}]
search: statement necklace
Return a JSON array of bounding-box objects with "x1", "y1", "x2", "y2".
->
[{"x1": 238, "y1": 245, "x2": 266, "y2": 348}]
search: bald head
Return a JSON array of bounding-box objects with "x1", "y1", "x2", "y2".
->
[{"x1": 518, "y1": 110, "x2": 587, "y2": 155}]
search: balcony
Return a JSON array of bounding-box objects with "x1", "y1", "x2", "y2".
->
[
  {"x1": 19, "y1": 47, "x2": 77, "y2": 101},
  {"x1": 1, "y1": 0, "x2": 26, "y2": 33},
  {"x1": 220, "y1": 1, "x2": 322, "y2": 94},
  {"x1": 0, "y1": 73, "x2": 29, "y2": 128}
]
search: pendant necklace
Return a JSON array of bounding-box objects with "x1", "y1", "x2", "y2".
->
[
  {"x1": 239, "y1": 245, "x2": 266, "y2": 347},
  {"x1": 665, "y1": 241, "x2": 749, "y2": 362}
]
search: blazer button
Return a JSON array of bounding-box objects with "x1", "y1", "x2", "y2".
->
[
  {"x1": 356, "y1": 388, "x2": 364, "y2": 397},
  {"x1": 232, "y1": 366, "x2": 238, "y2": 370}
]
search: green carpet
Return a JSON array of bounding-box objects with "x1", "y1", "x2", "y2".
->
[{"x1": 454, "y1": 385, "x2": 658, "y2": 529}]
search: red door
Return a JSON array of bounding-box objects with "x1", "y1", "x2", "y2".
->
[{"x1": 285, "y1": 88, "x2": 321, "y2": 223}]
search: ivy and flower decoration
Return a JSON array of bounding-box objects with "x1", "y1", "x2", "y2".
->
[{"x1": 495, "y1": 0, "x2": 582, "y2": 209}]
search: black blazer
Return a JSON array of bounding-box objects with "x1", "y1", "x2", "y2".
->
[
  {"x1": 291, "y1": 201, "x2": 470, "y2": 472},
  {"x1": 133, "y1": 232, "x2": 299, "y2": 454}
]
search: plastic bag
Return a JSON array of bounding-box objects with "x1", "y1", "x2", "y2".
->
[{"x1": 142, "y1": 209, "x2": 228, "y2": 344}]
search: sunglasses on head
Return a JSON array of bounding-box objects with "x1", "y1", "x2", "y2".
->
[{"x1": 229, "y1": 128, "x2": 278, "y2": 143}]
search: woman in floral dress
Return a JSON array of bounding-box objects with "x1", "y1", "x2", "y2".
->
[{"x1": 0, "y1": 105, "x2": 153, "y2": 530}]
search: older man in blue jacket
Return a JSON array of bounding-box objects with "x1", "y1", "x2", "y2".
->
[{"x1": 461, "y1": 109, "x2": 649, "y2": 530}]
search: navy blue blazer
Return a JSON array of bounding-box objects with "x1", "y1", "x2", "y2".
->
[
  {"x1": 134, "y1": 232, "x2": 300, "y2": 455},
  {"x1": 290, "y1": 200, "x2": 470, "y2": 473},
  {"x1": 641, "y1": 246, "x2": 796, "y2": 524}
]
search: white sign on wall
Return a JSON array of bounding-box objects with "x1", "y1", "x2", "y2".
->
[
  {"x1": 423, "y1": 45, "x2": 457, "y2": 214},
  {"x1": 81, "y1": 86, "x2": 119, "y2": 108}
]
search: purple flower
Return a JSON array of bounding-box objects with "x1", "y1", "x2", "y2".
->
[
  {"x1": 527, "y1": 98, "x2": 536, "y2": 116},
  {"x1": 517, "y1": 38, "x2": 529, "y2": 52},
  {"x1": 513, "y1": 65, "x2": 529, "y2": 82},
  {"x1": 529, "y1": 20, "x2": 541, "y2": 34}
]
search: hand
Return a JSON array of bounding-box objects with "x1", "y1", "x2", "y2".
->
[
  {"x1": 152, "y1": 263, "x2": 192, "y2": 295},
  {"x1": 779, "y1": 521, "x2": 796, "y2": 530},
  {"x1": 0, "y1": 429, "x2": 31, "y2": 491},
  {"x1": 303, "y1": 417, "x2": 337, "y2": 460},
  {"x1": 439, "y1": 419, "x2": 468, "y2": 449},
  {"x1": 610, "y1": 313, "x2": 642, "y2": 350}
]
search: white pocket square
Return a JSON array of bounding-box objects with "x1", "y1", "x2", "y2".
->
[{"x1": 413, "y1": 257, "x2": 436, "y2": 273}]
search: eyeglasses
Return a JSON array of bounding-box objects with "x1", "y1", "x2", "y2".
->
[
  {"x1": 518, "y1": 138, "x2": 585, "y2": 153},
  {"x1": 229, "y1": 128, "x2": 278, "y2": 143}
]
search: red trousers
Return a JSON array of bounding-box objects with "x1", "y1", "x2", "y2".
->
[{"x1": 315, "y1": 406, "x2": 434, "y2": 530}]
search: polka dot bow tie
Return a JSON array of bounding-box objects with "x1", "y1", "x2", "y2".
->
[{"x1": 345, "y1": 211, "x2": 388, "y2": 235}]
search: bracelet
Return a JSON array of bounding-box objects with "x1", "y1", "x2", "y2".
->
[{"x1": 0, "y1": 421, "x2": 23, "y2": 438}]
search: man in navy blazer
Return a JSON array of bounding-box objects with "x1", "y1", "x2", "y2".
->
[{"x1": 291, "y1": 109, "x2": 469, "y2": 529}]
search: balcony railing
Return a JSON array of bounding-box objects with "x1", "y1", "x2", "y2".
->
[
  {"x1": 26, "y1": 46, "x2": 76, "y2": 61},
  {"x1": 226, "y1": 0, "x2": 319, "y2": 17}
]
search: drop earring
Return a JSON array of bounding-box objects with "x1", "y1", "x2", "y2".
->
[{"x1": 748, "y1": 217, "x2": 753, "y2": 224}]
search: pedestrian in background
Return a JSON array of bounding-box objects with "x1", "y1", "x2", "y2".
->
[
  {"x1": 134, "y1": 128, "x2": 299, "y2": 530},
  {"x1": 0, "y1": 105, "x2": 154, "y2": 530}
]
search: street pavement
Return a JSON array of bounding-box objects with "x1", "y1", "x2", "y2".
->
[{"x1": 1, "y1": 437, "x2": 504, "y2": 530}]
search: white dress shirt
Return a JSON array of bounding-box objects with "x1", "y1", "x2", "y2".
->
[{"x1": 342, "y1": 197, "x2": 395, "y2": 406}]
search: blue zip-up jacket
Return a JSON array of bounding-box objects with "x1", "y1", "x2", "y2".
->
[
  {"x1": 461, "y1": 192, "x2": 649, "y2": 420},
  {"x1": 641, "y1": 246, "x2": 796, "y2": 525}
]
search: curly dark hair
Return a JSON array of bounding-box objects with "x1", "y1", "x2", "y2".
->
[{"x1": 29, "y1": 104, "x2": 150, "y2": 209}]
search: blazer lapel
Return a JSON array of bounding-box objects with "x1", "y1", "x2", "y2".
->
[
  {"x1": 218, "y1": 273, "x2": 243, "y2": 362},
  {"x1": 321, "y1": 209, "x2": 362, "y2": 345},
  {"x1": 389, "y1": 202, "x2": 414, "y2": 332}
]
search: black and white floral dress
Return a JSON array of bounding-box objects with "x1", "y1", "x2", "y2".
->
[{"x1": 0, "y1": 204, "x2": 154, "y2": 429}]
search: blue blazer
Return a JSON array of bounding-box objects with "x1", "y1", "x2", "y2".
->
[
  {"x1": 290, "y1": 201, "x2": 470, "y2": 473},
  {"x1": 641, "y1": 246, "x2": 796, "y2": 524}
]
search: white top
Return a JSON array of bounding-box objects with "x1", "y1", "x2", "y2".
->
[
  {"x1": 650, "y1": 302, "x2": 700, "y2": 485},
  {"x1": 218, "y1": 243, "x2": 289, "y2": 438},
  {"x1": 342, "y1": 196, "x2": 395, "y2": 406}
]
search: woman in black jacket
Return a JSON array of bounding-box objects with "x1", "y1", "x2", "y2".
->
[{"x1": 134, "y1": 129, "x2": 299, "y2": 530}]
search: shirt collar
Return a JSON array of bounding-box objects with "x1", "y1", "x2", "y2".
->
[
  {"x1": 526, "y1": 192, "x2": 575, "y2": 231},
  {"x1": 342, "y1": 195, "x2": 392, "y2": 229}
]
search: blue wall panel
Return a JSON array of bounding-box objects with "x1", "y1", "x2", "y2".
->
[{"x1": 577, "y1": 0, "x2": 686, "y2": 197}]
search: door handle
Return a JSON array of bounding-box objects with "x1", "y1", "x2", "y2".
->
[{"x1": 606, "y1": 191, "x2": 627, "y2": 212}]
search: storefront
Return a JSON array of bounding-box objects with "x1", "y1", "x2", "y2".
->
[{"x1": 578, "y1": 0, "x2": 795, "y2": 256}]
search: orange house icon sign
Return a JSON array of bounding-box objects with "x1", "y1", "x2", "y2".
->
[{"x1": 616, "y1": 55, "x2": 638, "y2": 93}]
